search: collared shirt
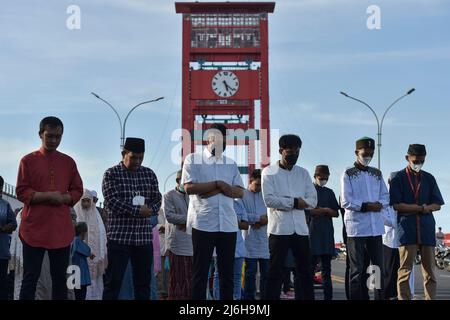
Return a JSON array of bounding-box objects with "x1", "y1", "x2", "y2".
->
[
  {"x1": 163, "y1": 188, "x2": 192, "y2": 256},
  {"x1": 16, "y1": 147, "x2": 83, "y2": 249},
  {"x1": 234, "y1": 200, "x2": 248, "y2": 258},
  {"x1": 306, "y1": 184, "x2": 339, "y2": 256},
  {"x1": 261, "y1": 162, "x2": 318, "y2": 236},
  {"x1": 0, "y1": 198, "x2": 17, "y2": 259},
  {"x1": 341, "y1": 163, "x2": 390, "y2": 237},
  {"x1": 181, "y1": 148, "x2": 244, "y2": 233},
  {"x1": 390, "y1": 168, "x2": 444, "y2": 246},
  {"x1": 102, "y1": 162, "x2": 162, "y2": 246},
  {"x1": 239, "y1": 190, "x2": 269, "y2": 259}
]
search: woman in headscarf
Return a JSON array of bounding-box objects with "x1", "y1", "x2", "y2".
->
[{"x1": 74, "y1": 189, "x2": 107, "y2": 300}]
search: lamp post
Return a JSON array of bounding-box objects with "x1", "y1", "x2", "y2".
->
[
  {"x1": 91, "y1": 92, "x2": 164, "y2": 149},
  {"x1": 340, "y1": 88, "x2": 415, "y2": 169}
]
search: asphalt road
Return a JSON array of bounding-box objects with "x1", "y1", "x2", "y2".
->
[{"x1": 312, "y1": 258, "x2": 450, "y2": 300}]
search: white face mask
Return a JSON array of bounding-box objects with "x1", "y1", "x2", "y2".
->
[
  {"x1": 410, "y1": 163, "x2": 423, "y2": 173},
  {"x1": 358, "y1": 156, "x2": 372, "y2": 167},
  {"x1": 317, "y1": 179, "x2": 328, "y2": 187}
]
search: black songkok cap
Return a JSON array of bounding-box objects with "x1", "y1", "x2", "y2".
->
[
  {"x1": 407, "y1": 144, "x2": 426, "y2": 156},
  {"x1": 315, "y1": 165, "x2": 330, "y2": 176},
  {"x1": 124, "y1": 137, "x2": 145, "y2": 153},
  {"x1": 356, "y1": 137, "x2": 375, "y2": 150}
]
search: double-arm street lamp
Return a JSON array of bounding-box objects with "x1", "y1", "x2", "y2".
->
[
  {"x1": 340, "y1": 88, "x2": 415, "y2": 169},
  {"x1": 91, "y1": 92, "x2": 164, "y2": 149}
]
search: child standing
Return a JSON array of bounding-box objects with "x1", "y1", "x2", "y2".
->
[{"x1": 71, "y1": 222, "x2": 95, "y2": 300}]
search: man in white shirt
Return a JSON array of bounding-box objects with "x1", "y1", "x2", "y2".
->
[
  {"x1": 341, "y1": 137, "x2": 389, "y2": 300},
  {"x1": 262, "y1": 134, "x2": 317, "y2": 300},
  {"x1": 382, "y1": 172, "x2": 400, "y2": 300},
  {"x1": 181, "y1": 123, "x2": 245, "y2": 300},
  {"x1": 436, "y1": 227, "x2": 445, "y2": 247}
]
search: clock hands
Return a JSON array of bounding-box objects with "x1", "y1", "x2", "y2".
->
[
  {"x1": 223, "y1": 80, "x2": 231, "y2": 92},
  {"x1": 223, "y1": 80, "x2": 236, "y2": 92}
]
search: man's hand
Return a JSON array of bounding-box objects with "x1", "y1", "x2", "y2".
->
[
  {"x1": 47, "y1": 192, "x2": 65, "y2": 206},
  {"x1": 217, "y1": 180, "x2": 232, "y2": 195},
  {"x1": 296, "y1": 198, "x2": 308, "y2": 210},
  {"x1": 259, "y1": 214, "x2": 268, "y2": 226},
  {"x1": 325, "y1": 208, "x2": 336, "y2": 216},
  {"x1": 61, "y1": 193, "x2": 73, "y2": 205},
  {"x1": 366, "y1": 202, "x2": 383, "y2": 212},
  {"x1": 139, "y1": 204, "x2": 153, "y2": 218},
  {"x1": 216, "y1": 180, "x2": 244, "y2": 198},
  {"x1": 239, "y1": 220, "x2": 249, "y2": 230},
  {"x1": 422, "y1": 205, "x2": 432, "y2": 214},
  {"x1": 90, "y1": 254, "x2": 96, "y2": 260},
  {"x1": 177, "y1": 224, "x2": 187, "y2": 232},
  {"x1": 1, "y1": 224, "x2": 16, "y2": 234}
]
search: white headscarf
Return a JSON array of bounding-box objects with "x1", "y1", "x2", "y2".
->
[{"x1": 74, "y1": 189, "x2": 107, "y2": 298}]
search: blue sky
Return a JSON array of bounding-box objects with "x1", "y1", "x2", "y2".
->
[{"x1": 1, "y1": 0, "x2": 449, "y2": 241}]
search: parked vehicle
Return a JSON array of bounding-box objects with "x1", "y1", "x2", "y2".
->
[{"x1": 435, "y1": 244, "x2": 450, "y2": 270}]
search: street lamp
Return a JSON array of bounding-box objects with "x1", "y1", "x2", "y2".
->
[
  {"x1": 340, "y1": 88, "x2": 415, "y2": 169},
  {"x1": 91, "y1": 92, "x2": 164, "y2": 149}
]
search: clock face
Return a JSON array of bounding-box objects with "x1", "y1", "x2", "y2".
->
[{"x1": 211, "y1": 71, "x2": 239, "y2": 98}]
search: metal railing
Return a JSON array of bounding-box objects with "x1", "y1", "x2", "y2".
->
[{"x1": 2, "y1": 182, "x2": 17, "y2": 198}]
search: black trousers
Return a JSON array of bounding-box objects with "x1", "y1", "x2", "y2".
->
[
  {"x1": 282, "y1": 267, "x2": 294, "y2": 293},
  {"x1": 383, "y1": 245, "x2": 399, "y2": 299},
  {"x1": 347, "y1": 236, "x2": 384, "y2": 300},
  {"x1": 0, "y1": 259, "x2": 8, "y2": 300},
  {"x1": 265, "y1": 234, "x2": 314, "y2": 300},
  {"x1": 192, "y1": 228, "x2": 236, "y2": 300},
  {"x1": 102, "y1": 240, "x2": 153, "y2": 300},
  {"x1": 345, "y1": 244, "x2": 370, "y2": 300},
  {"x1": 74, "y1": 285, "x2": 88, "y2": 300},
  {"x1": 312, "y1": 254, "x2": 333, "y2": 300},
  {"x1": 19, "y1": 241, "x2": 70, "y2": 300}
]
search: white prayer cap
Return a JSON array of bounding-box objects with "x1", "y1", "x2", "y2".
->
[{"x1": 91, "y1": 190, "x2": 98, "y2": 198}]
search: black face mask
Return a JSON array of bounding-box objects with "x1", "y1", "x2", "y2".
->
[
  {"x1": 211, "y1": 142, "x2": 226, "y2": 156},
  {"x1": 284, "y1": 153, "x2": 299, "y2": 166}
]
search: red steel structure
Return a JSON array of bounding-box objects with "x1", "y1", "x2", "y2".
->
[{"x1": 175, "y1": 2, "x2": 275, "y2": 178}]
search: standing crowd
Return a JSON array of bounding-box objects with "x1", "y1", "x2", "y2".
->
[{"x1": 0, "y1": 116, "x2": 445, "y2": 300}]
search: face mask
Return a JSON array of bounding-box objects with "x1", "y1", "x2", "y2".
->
[
  {"x1": 285, "y1": 153, "x2": 299, "y2": 166},
  {"x1": 178, "y1": 185, "x2": 185, "y2": 193},
  {"x1": 318, "y1": 179, "x2": 328, "y2": 187},
  {"x1": 410, "y1": 163, "x2": 423, "y2": 173},
  {"x1": 210, "y1": 142, "x2": 226, "y2": 156},
  {"x1": 358, "y1": 156, "x2": 372, "y2": 167}
]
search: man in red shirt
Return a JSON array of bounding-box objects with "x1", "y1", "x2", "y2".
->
[{"x1": 16, "y1": 116, "x2": 83, "y2": 300}]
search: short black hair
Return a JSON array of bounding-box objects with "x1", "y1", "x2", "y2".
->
[
  {"x1": 209, "y1": 123, "x2": 227, "y2": 137},
  {"x1": 75, "y1": 222, "x2": 88, "y2": 236},
  {"x1": 279, "y1": 134, "x2": 302, "y2": 149},
  {"x1": 39, "y1": 116, "x2": 64, "y2": 134},
  {"x1": 0, "y1": 175, "x2": 4, "y2": 189},
  {"x1": 250, "y1": 169, "x2": 261, "y2": 181}
]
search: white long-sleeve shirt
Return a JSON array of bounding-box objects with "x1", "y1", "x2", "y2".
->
[
  {"x1": 341, "y1": 164, "x2": 390, "y2": 237},
  {"x1": 382, "y1": 206, "x2": 399, "y2": 249},
  {"x1": 262, "y1": 163, "x2": 317, "y2": 236}
]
